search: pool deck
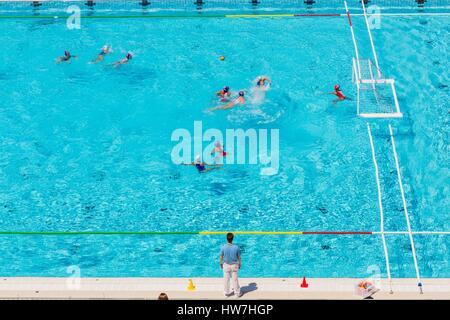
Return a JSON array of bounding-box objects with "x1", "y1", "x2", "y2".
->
[{"x1": 1, "y1": 277, "x2": 449, "y2": 299}]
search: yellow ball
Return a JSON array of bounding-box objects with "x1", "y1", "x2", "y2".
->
[{"x1": 219, "y1": 55, "x2": 225, "y2": 61}]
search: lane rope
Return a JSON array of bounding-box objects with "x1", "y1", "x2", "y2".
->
[
  {"x1": 389, "y1": 124, "x2": 423, "y2": 293},
  {"x1": 0, "y1": 231, "x2": 448, "y2": 236},
  {"x1": 367, "y1": 123, "x2": 393, "y2": 293},
  {"x1": 1, "y1": 13, "x2": 450, "y2": 19}
]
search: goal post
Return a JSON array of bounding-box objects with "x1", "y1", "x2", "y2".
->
[
  {"x1": 353, "y1": 58, "x2": 402, "y2": 118},
  {"x1": 345, "y1": 0, "x2": 403, "y2": 119}
]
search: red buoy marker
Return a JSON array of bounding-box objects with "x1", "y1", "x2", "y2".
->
[{"x1": 300, "y1": 277, "x2": 309, "y2": 288}]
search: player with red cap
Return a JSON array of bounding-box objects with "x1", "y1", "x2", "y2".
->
[
  {"x1": 333, "y1": 84, "x2": 346, "y2": 100},
  {"x1": 322, "y1": 84, "x2": 352, "y2": 103},
  {"x1": 322, "y1": 84, "x2": 351, "y2": 103}
]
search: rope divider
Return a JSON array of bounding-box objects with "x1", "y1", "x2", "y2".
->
[
  {"x1": 0, "y1": 230, "x2": 448, "y2": 236},
  {"x1": 367, "y1": 123, "x2": 393, "y2": 293},
  {"x1": 388, "y1": 124, "x2": 423, "y2": 294},
  {"x1": 1, "y1": 12, "x2": 449, "y2": 19}
]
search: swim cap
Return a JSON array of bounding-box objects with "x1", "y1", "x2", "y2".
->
[
  {"x1": 215, "y1": 141, "x2": 222, "y2": 148},
  {"x1": 239, "y1": 91, "x2": 244, "y2": 96},
  {"x1": 223, "y1": 86, "x2": 229, "y2": 92},
  {"x1": 195, "y1": 155, "x2": 201, "y2": 162},
  {"x1": 334, "y1": 84, "x2": 340, "y2": 90},
  {"x1": 102, "y1": 45, "x2": 108, "y2": 51},
  {"x1": 64, "y1": 50, "x2": 70, "y2": 57},
  {"x1": 126, "y1": 52, "x2": 133, "y2": 59}
]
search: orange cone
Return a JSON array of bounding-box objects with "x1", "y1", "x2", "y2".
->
[
  {"x1": 300, "y1": 277, "x2": 309, "y2": 288},
  {"x1": 187, "y1": 279, "x2": 196, "y2": 291}
]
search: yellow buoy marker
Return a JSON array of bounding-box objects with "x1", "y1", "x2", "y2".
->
[{"x1": 187, "y1": 279, "x2": 196, "y2": 291}]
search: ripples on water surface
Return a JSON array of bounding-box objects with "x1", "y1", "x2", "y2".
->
[{"x1": 0, "y1": 11, "x2": 448, "y2": 277}]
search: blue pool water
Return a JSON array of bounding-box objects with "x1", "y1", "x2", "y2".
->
[{"x1": 0, "y1": 3, "x2": 448, "y2": 278}]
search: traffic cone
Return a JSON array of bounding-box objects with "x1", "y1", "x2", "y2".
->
[
  {"x1": 187, "y1": 279, "x2": 196, "y2": 291},
  {"x1": 300, "y1": 277, "x2": 309, "y2": 288}
]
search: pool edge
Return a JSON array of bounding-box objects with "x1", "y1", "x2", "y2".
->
[{"x1": 1, "y1": 277, "x2": 449, "y2": 299}]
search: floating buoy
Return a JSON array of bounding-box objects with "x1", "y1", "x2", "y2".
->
[
  {"x1": 187, "y1": 279, "x2": 196, "y2": 291},
  {"x1": 219, "y1": 55, "x2": 225, "y2": 61},
  {"x1": 300, "y1": 277, "x2": 309, "y2": 288}
]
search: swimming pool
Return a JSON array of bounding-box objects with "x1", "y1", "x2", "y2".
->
[{"x1": 0, "y1": 1, "x2": 448, "y2": 278}]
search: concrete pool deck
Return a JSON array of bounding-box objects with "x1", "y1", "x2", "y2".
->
[{"x1": 0, "y1": 277, "x2": 449, "y2": 299}]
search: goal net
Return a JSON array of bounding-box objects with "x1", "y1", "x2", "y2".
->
[{"x1": 352, "y1": 58, "x2": 402, "y2": 118}]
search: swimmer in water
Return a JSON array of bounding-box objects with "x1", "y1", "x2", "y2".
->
[
  {"x1": 209, "y1": 91, "x2": 246, "y2": 111},
  {"x1": 113, "y1": 52, "x2": 133, "y2": 67},
  {"x1": 56, "y1": 50, "x2": 77, "y2": 63},
  {"x1": 211, "y1": 141, "x2": 227, "y2": 158},
  {"x1": 325, "y1": 84, "x2": 352, "y2": 103},
  {"x1": 255, "y1": 76, "x2": 271, "y2": 89},
  {"x1": 93, "y1": 45, "x2": 112, "y2": 63},
  {"x1": 181, "y1": 155, "x2": 222, "y2": 173},
  {"x1": 216, "y1": 86, "x2": 231, "y2": 101}
]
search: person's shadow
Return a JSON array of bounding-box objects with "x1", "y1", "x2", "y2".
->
[{"x1": 240, "y1": 282, "x2": 258, "y2": 297}]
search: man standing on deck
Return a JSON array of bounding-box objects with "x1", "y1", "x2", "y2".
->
[{"x1": 220, "y1": 233, "x2": 242, "y2": 297}]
